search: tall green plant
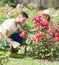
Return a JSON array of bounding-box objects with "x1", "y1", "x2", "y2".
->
[{"x1": 0, "y1": 38, "x2": 8, "y2": 65}]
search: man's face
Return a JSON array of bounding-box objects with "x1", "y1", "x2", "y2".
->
[{"x1": 16, "y1": 14, "x2": 27, "y2": 24}]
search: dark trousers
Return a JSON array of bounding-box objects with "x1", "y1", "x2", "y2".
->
[{"x1": 9, "y1": 32, "x2": 24, "y2": 53}]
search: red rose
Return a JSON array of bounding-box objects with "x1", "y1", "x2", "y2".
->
[
  {"x1": 54, "y1": 37, "x2": 59, "y2": 42},
  {"x1": 32, "y1": 15, "x2": 42, "y2": 21},
  {"x1": 38, "y1": 15, "x2": 42, "y2": 19},
  {"x1": 19, "y1": 30, "x2": 27, "y2": 38},
  {"x1": 34, "y1": 22, "x2": 40, "y2": 27},
  {"x1": 52, "y1": 26, "x2": 58, "y2": 31},
  {"x1": 40, "y1": 21, "x2": 49, "y2": 27},
  {"x1": 20, "y1": 32, "x2": 25, "y2": 38},
  {"x1": 35, "y1": 33, "x2": 42, "y2": 40},
  {"x1": 57, "y1": 25, "x2": 59, "y2": 28},
  {"x1": 32, "y1": 37, "x2": 36, "y2": 41},
  {"x1": 54, "y1": 32, "x2": 59, "y2": 37}
]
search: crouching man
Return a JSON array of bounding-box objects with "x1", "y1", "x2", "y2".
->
[{"x1": 0, "y1": 12, "x2": 28, "y2": 57}]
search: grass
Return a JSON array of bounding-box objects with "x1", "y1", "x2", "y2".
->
[
  {"x1": 6, "y1": 46, "x2": 59, "y2": 65},
  {"x1": 6, "y1": 56, "x2": 59, "y2": 65}
]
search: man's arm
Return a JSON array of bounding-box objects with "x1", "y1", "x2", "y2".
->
[
  {"x1": 2, "y1": 29, "x2": 19, "y2": 49},
  {"x1": 17, "y1": 24, "x2": 23, "y2": 32}
]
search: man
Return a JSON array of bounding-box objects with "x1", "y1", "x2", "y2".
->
[{"x1": 0, "y1": 12, "x2": 28, "y2": 57}]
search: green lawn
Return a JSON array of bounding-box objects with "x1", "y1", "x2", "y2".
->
[
  {"x1": 6, "y1": 47, "x2": 59, "y2": 65},
  {"x1": 6, "y1": 56, "x2": 59, "y2": 65}
]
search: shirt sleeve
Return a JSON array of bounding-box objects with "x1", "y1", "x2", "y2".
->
[{"x1": 1, "y1": 19, "x2": 13, "y2": 31}]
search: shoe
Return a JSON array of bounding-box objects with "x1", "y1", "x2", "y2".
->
[{"x1": 9, "y1": 52, "x2": 20, "y2": 58}]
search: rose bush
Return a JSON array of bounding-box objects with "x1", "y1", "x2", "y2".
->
[{"x1": 26, "y1": 15, "x2": 59, "y2": 59}]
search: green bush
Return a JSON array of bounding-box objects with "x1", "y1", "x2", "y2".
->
[
  {"x1": 0, "y1": 39, "x2": 8, "y2": 65},
  {"x1": 0, "y1": 0, "x2": 19, "y2": 7}
]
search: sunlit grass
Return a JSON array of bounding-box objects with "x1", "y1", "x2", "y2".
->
[
  {"x1": 6, "y1": 56, "x2": 59, "y2": 65},
  {"x1": 6, "y1": 46, "x2": 59, "y2": 65}
]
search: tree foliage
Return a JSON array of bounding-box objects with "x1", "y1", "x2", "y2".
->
[{"x1": 0, "y1": 0, "x2": 19, "y2": 7}]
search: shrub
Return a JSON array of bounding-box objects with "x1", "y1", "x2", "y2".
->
[{"x1": 0, "y1": 39, "x2": 8, "y2": 65}]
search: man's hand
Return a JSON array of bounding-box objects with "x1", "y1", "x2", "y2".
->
[
  {"x1": 1, "y1": 29, "x2": 20, "y2": 49},
  {"x1": 13, "y1": 44, "x2": 20, "y2": 50}
]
